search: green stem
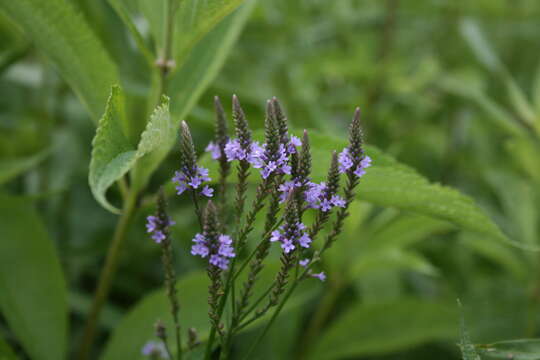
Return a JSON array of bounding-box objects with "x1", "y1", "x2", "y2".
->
[
  {"x1": 297, "y1": 281, "x2": 343, "y2": 359},
  {"x1": 242, "y1": 276, "x2": 303, "y2": 360},
  {"x1": 76, "y1": 191, "x2": 138, "y2": 360}
]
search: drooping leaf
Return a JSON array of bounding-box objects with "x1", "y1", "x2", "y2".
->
[
  {"x1": 0, "y1": 0, "x2": 120, "y2": 120},
  {"x1": 89, "y1": 86, "x2": 172, "y2": 212},
  {"x1": 309, "y1": 298, "x2": 457, "y2": 359},
  {"x1": 0, "y1": 193, "x2": 67, "y2": 360},
  {"x1": 476, "y1": 339, "x2": 540, "y2": 359}
]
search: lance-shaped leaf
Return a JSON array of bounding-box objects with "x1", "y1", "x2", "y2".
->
[
  {"x1": 0, "y1": 0, "x2": 119, "y2": 120},
  {"x1": 89, "y1": 86, "x2": 172, "y2": 213},
  {"x1": 0, "y1": 194, "x2": 68, "y2": 360}
]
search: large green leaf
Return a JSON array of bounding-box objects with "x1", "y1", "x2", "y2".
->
[
  {"x1": 476, "y1": 339, "x2": 540, "y2": 359},
  {"x1": 308, "y1": 298, "x2": 457, "y2": 359},
  {"x1": 296, "y1": 131, "x2": 511, "y2": 246},
  {"x1": 0, "y1": 194, "x2": 67, "y2": 360},
  {"x1": 89, "y1": 86, "x2": 172, "y2": 213},
  {"x1": 0, "y1": 0, "x2": 119, "y2": 120}
]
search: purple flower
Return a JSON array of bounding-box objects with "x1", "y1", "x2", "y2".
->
[
  {"x1": 311, "y1": 272, "x2": 326, "y2": 282},
  {"x1": 172, "y1": 166, "x2": 212, "y2": 197},
  {"x1": 142, "y1": 341, "x2": 168, "y2": 358},
  {"x1": 201, "y1": 185, "x2": 214, "y2": 197},
  {"x1": 205, "y1": 141, "x2": 221, "y2": 160},
  {"x1": 287, "y1": 135, "x2": 302, "y2": 153},
  {"x1": 331, "y1": 195, "x2": 346, "y2": 208},
  {"x1": 190, "y1": 233, "x2": 235, "y2": 270},
  {"x1": 338, "y1": 148, "x2": 372, "y2": 178},
  {"x1": 250, "y1": 142, "x2": 293, "y2": 179},
  {"x1": 278, "y1": 180, "x2": 301, "y2": 202},
  {"x1": 338, "y1": 148, "x2": 354, "y2": 173},
  {"x1": 224, "y1": 139, "x2": 246, "y2": 161},
  {"x1": 305, "y1": 182, "x2": 326, "y2": 208},
  {"x1": 299, "y1": 258, "x2": 310, "y2": 267},
  {"x1": 270, "y1": 221, "x2": 311, "y2": 254},
  {"x1": 146, "y1": 215, "x2": 175, "y2": 244}
]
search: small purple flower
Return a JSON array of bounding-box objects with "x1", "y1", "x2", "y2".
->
[
  {"x1": 224, "y1": 139, "x2": 246, "y2": 161},
  {"x1": 146, "y1": 215, "x2": 175, "y2": 244},
  {"x1": 338, "y1": 148, "x2": 354, "y2": 173},
  {"x1": 205, "y1": 141, "x2": 221, "y2": 160},
  {"x1": 270, "y1": 221, "x2": 311, "y2": 254},
  {"x1": 331, "y1": 195, "x2": 346, "y2": 208},
  {"x1": 311, "y1": 272, "x2": 326, "y2": 282},
  {"x1": 278, "y1": 180, "x2": 301, "y2": 202},
  {"x1": 299, "y1": 258, "x2": 310, "y2": 267},
  {"x1": 201, "y1": 185, "x2": 214, "y2": 197},
  {"x1": 172, "y1": 165, "x2": 212, "y2": 197},
  {"x1": 249, "y1": 142, "x2": 294, "y2": 179},
  {"x1": 142, "y1": 340, "x2": 168, "y2": 358},
  {"x1": 338, "y1": 148, "x2": 372, "y2": 178},
  {"x1": 191, "y1": 233, "x2": 235, "y2": 270}
]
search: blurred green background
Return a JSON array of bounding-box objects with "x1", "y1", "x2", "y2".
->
[{"x1": 2, "y1": 0, "x2": 540, "y2": 359}]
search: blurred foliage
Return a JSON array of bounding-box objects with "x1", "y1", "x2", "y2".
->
[{"x1": 1, "y1": 0, "x2": 540, "y2": 359}]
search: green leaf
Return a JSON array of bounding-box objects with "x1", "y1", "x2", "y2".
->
[
  {"x1": 0, "y1": 150, "x2": 49, "y2": 185},
  {"x1": 89, "y1": 86, "x2": 172, "y2": 212},
  {"x1": 459, "y1": 18, "x2": 504, "y2": 74},
  {"x1": 308, "y1": 131, "x2": 513, "y2": 247},
  {"x1": 137, "y1": 0, "x2": 255, "y2": 185},
  {"x1": 309, "y1": 298, "x2": 457, "y2": 359},
  {"x1": 169, "y1": 0, "x2": 256, "y2": 119},
  {"x1": 0, "y1": 336, "x2": 18, "y2": 360},
  {"x1": 476, "y1": 339, "x2": 540, "y2": 359},
  {"x1": 138, "y1": 0, "x2": 246, "y2": 65},
  {"x1": 440, "y1": 74, "x2": 526, "y2": 138},
  {"x1": 0, "y1": 0, "x2": 120, "y2": 120},
  {"x1": 0, "y1": 193, "x2": 67, "y2": 360},
  {"x1": 173, "y1": 0, "x2": 247, "y2": 64}
]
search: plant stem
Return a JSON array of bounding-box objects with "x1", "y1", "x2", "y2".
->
[
  {"x1": 297, "y1": 280, "x2": 343, "y2": 359},
  {"x1": 77, "y1": 191, "x2": 138, "y2": 360},
  {"x1": 241, "y1": 275, "x2": 304, "y2": 360}
]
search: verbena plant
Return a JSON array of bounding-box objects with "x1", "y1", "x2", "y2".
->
[
  {"x1": 142, "y1": 96, "x2": 371, "y2": 359},
  {"x1": 0, "y1": 1, "x2": 527, "y2": 360}
]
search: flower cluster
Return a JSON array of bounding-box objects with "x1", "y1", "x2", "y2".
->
[
  {"x1": 304, "y1": 182, "x2": 345, "y2": 211},
  {"x1": 172, "y1": 166, "x2": 213, "y2": 197},
  {"x1": 338, "y1": 147, "x2": 372, "y2": 177},
  {"x1": 191, "y1": 233, "x2": 236, "y2": 270},
  {"x1": 141, "y1": 341, "x2": 169, "y2": 359},
  {"x1": 208, "y1": 135, "x2": 302, "y2": 180},
  {"x1": 270, "y1": 221, "x2": 311, "y2": 254},
  {"x1": 146, "y1": 215, "x2": 175, "y2": 244},
  {"x1": 277, "y1": 179, "x2": 345, "y2": 212}
]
